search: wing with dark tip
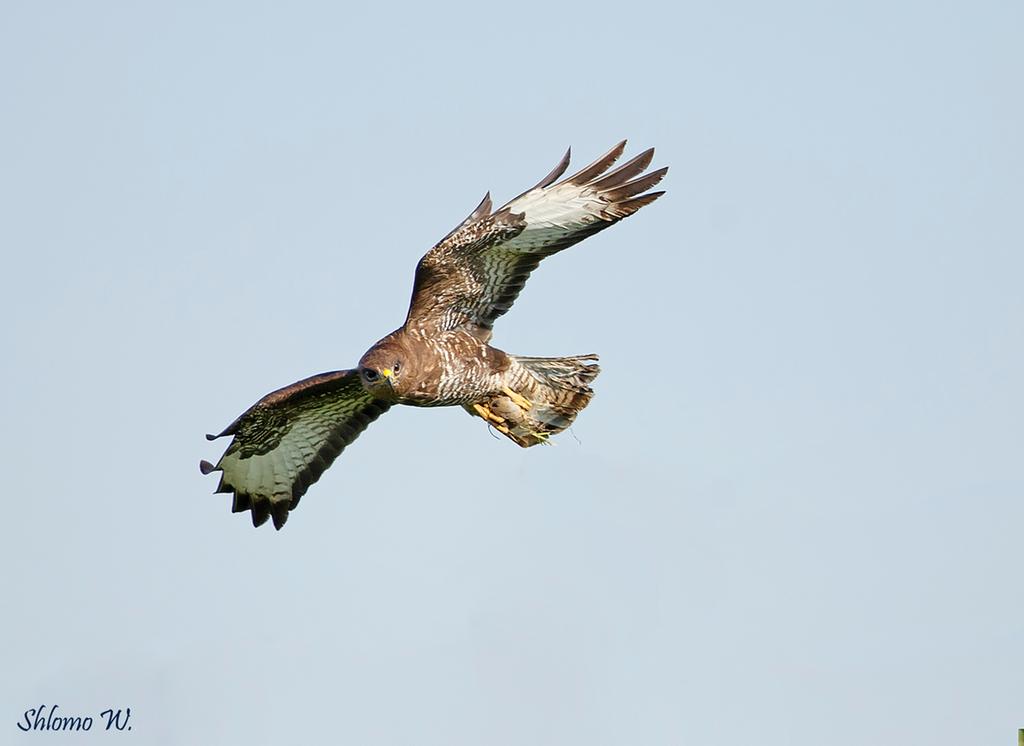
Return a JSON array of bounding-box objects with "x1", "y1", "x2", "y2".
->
[
  {"x1": 200, "y1": 370, "x2": 391, "y2": 530},
  {"x1": 405, "y1": 141, "x2": 667, "y2": 341}
]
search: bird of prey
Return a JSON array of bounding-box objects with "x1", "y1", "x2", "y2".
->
[{"x1": 201, "y1": 140, "x2": 667, "y2": 529}]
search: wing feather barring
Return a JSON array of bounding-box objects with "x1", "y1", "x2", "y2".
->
[{"x1": 202, "y1": 141, "x2": 667, "y2": 529}]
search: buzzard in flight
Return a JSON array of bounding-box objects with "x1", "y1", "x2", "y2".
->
[{"x1": 201, "y1": 141, "x2": 667, "y2": 529}]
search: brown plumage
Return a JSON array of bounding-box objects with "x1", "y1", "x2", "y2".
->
[{"x1": 202, "y1": 141, "x2": 667, "y2": 529}]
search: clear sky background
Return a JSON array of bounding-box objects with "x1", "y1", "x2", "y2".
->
[{"x1": 2, "y1": 2, "x2": 1021, "y2": 744}]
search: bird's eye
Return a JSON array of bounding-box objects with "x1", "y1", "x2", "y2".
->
[
  {"x1": 363, "y1": 369, "x2": 379, "y2": 382},
  {"x1": 393, "y1": 362, "x2": 401, "y2": 373}
]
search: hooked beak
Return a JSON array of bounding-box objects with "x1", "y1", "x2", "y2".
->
[{"x1": 381, "y1": 368, "x2": 395, "y2": 388}]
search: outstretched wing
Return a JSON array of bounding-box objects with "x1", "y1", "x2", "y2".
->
[
  {"x1": 405, "y1": 140, "x2": 667, "y2": 341},
  {"x1": 200, "y1": 370, "x2": 391, "y2": 530}
]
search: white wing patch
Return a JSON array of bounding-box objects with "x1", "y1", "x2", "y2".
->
[
  {"x1": 404, "y1": 141, "x2": 667, "y2": 339},
  {"x1": 498, "y1": 141, "x2": 668, "y2": 254}
]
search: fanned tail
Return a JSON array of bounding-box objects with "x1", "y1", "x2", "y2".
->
[{"x1": 467, "y1": 354, "x2": 601, "y2": 447}]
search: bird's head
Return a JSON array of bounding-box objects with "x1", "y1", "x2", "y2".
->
[{"x1": 358, "y1": 335, "x2": 412, "y2": 401}]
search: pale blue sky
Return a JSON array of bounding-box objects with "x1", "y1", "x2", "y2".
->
[{"x1": 2, "y1": 2, "x2": 1022, "y2": 744}]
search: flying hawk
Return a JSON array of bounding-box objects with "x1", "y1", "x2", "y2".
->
[{"x1": 201, "y1": 141, "x2": 667, "y2": 529}]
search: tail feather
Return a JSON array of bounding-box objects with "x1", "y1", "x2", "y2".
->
[
  {"x1": 517, "y1": 354, "x2": 600, "y2": 393},
  {"x1": 466, "y1": 354, "x2": 601, "y2": 447}
]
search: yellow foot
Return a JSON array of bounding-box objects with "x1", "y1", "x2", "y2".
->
[
  {"x1": 501, "y1": 387, "x2": 533, "y2": 411},
  {"x1": 472, "y1": 403, "x2": 508, "y2": 431},
  {"x1": 472, "y1": 403, "x2": 500, "y2": 422}
]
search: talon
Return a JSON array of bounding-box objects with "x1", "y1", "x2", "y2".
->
[
  {"x1": 501, "y1": 386, "x2": 533, "y2": 410},
  {"x1": 472, "y1": 403, "x2": 505, "y2": 425}
]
